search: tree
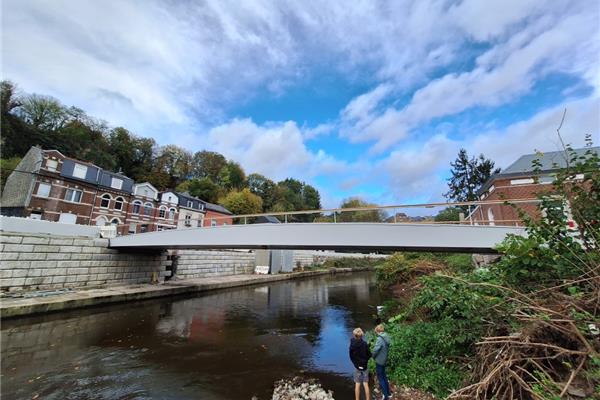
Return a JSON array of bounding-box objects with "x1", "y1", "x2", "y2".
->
[
  {"x1": 219, "y1": 188, "x2": 263, "y2": 217},
  {"x1": 192, "y1": 150, "x2": 227, "y2": 182},
  {"x1": 17, "y1": 94, "x2": 68, "y2": 131},
  {"x1": 176, "y1": 177, "x2": 221, "y2": 203},
  {"x1": 445, "y1": 149, "x2": 500, "y2": 209},
  {"x1": 155, "y1": 145, "x2": 193, "y2": 187},
  {"x1": 302, "y1": 184, "x2": 321, "y2": 210},
  {"x1": 247, "y1": 173, "x2": 276, "y2": 211},
  {"x1": 0, "y1": 157, "x2": 22, "y2": 191},
  {"x1": 434, "y1": 207, "x2": 461, "y2": 222},
  {"x1": 219, "y1": 161, "x2": 246, "y2": 190},
  {"x1": 338, "y1": 197, "x2": 386, "y2": 222}
]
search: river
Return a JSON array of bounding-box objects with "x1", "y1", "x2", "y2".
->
[{"x1": 1, "y1": 272, "x2": 387, "y2": 400}]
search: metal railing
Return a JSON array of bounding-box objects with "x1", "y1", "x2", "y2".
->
[{"x1": 111, "y1": 198, "x2": 540, "y2": 234}]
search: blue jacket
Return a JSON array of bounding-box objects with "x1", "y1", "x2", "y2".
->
[{"x1": 372, "y1": 332, "x2": 390, "y2": 366}]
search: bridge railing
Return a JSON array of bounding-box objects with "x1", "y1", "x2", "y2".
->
[{"x1": 109, "y1": 198, "x2": 542, "y2": 235}]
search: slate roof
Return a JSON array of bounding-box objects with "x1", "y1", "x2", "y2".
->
[
  {"x1": 478, "y1": 146, "x2": 599, "y2": 195},
  {"x1": 502, "y1": 147, "x2": 599, "y2": 174},
  {"x1": 204, "y1": 201, "x2": 233, "y2": 215}
]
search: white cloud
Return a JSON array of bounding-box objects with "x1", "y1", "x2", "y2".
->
[
  {"x1": 205, "y1": 118, "x2": 351, "y2": 182},
  {"x1": 341, "y1": 1, "x2": 599, "y2": 152}
]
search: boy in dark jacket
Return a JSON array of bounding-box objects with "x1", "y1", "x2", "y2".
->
[{"x1": 349, "y1": 327, "x2": 371, "y2": 400}]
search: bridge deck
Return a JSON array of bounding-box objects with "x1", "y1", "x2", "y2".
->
[{"x1": 108, "y1": 223, "x2": 525, "y2": 253}]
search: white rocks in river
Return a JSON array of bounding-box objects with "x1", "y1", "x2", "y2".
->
[{"x1": 270, "y1": 377, "x2": 335, "y2": 400}]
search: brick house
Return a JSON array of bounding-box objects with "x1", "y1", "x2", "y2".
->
[
  {"x1": 1, "y1": 147, "x2": 133, "y2": 230},
  {"x1": 126, "y1": 182, "x2": 160, "y2": 234},
  {"x1": 2, "y1": 146, "x2": 234, "y2": 233},
  {"x1": 471, "y1": 147, "x2": 599, "y2": 226},
  {"x1": 203, "y1": 202, "x2": 233, "y2": 226}
]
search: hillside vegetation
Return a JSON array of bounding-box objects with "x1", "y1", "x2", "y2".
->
[{"x1": 376, "y1": 141, "x2": 599, "y2": 399}]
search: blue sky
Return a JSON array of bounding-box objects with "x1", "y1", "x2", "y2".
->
[{"x1": 2, "y1": 0, "x2": 599, "y2": 209}]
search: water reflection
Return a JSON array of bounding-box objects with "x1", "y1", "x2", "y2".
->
[{"x1": 1, "y1": 272, "x2": 383, "y2": 400}]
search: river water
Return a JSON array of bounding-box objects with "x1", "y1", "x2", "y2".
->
[{"x1": 1, "y1": 272, "x2": 387, "y2": 400}]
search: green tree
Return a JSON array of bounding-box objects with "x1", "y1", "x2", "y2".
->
[
  {"x1": 0, "y1": 81, "x2": 42, "y2": 158},
  {"x1": 247, "y1": 173, "x2": 276, "y2": 211},
  {"x1": 17, "y1": 94, "x2": 68, "y2": 130},
  {"x1": 434, "y1": 207, "x2": 461, "y2": 222},
  {"x1": 338, "y1": 197, "x2": 386, "y2": 222},
  {"x1": 218, "y1": 161, "x2": 246, "y2": 190},
  {"x1": 444, "y1": 149, "x2": 499, "y2": 209},
  {"x1": 176, "y1": 177, "x2": 221, "y2": 203},
  {"x1": 155, "y1": 145, "x2": 193, "y2": 187},
  {"x1": 219, "y1": 188, "x2": 263, "y2": 217},
  {"x1": 0, "y1": 157, "x2": 22, "y2": 191},
  {"x1": 192, "y1": 150, "x2": 227, "y2": 182},
  {"x1": 302, "y1": 184, "x2": 321, "y2": 210}
]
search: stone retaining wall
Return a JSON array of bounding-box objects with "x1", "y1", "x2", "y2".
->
[
  {"x1": 0, "y1": 232, "x2": 169, "y2": 292},
  {"x1": 171, "y1": 249, "x2": 255, "y2": 279}
]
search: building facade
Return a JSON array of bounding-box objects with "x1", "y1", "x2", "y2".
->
[
  {"x1": 176, "y1": 192, "x2": 206, "y2": 229},
  {"x1": 471, "y1": 147, "x2": 598, "y2": 226},
  {"x1": 1, "y1": 146, "x2": 234, "y2": 235}
]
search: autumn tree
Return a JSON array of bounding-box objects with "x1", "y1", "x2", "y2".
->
[{"x1": 219, "y1": 188, "x2": 262, "y2": 217}]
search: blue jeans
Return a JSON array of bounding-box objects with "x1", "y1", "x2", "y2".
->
[{"x1": 376, "y1": 364, "x2": 391, "y2": 398}]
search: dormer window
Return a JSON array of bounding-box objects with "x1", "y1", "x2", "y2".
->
[
  {"x1": 73, "y1": 163, "x2": 87, "y2": 179},
  {"x1": 111, "y1": 177, "x2": 123, "y2": 190},
  {"x1": 187, "y1": 200, "x2": 193, "y2": 208},
  {"x1": 46, "y1": 159, "x2": 58, "y2": 172}
]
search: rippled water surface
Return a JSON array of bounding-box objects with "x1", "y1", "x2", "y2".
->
[{"x1": 1, "y1": 272, "x2": 386, "y2": 399}]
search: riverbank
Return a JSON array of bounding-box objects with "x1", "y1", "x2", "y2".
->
[{"x1": 0, "y1": 266, "x2": 372, "y2": 319}]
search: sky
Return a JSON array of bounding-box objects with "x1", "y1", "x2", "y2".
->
[{"x1": 2, "y1": 0, "x2": 599, "y2": 209}]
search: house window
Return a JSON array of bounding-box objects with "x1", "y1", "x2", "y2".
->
[
  {"x1": 72, "y1": 163, "x2": 88, "y2": 179},
  {"x1": 128, "y1": 223, "x2": 137, "y2": 234},
  {"x1": 64, "y1": 188, "x2": 83, "y2": 203},
  {"x1": 37, "y1": 182, "x2": 51, "y2": 197},
  {"x1": 211, "y1": 219, "x2": 217, "y2": 227},
  {"x1": 185, "y1": 214, "x2": 192, "y2": 226},
  {"x1": 95, "y1": 216, "x2": 108, "y2": 226},
  {"x1": 510, "y1": 178, "x2": 534, "y2": 185},
  {"x1": 30, "y1": 211, "x2": 43, "y2": 220},
  {"x1": 132, "y1": 200, "x2": 142, "y2": 214},
  {"x1": 110, "y1": 218, "x2": 120, "y2": 225},
  {"x1": 159, "y1": 206, "x2": 167, "y2": 218},
  {"x1": 100, "y1": 193, "x2": 111, "y2": 208},
  {"x1": 144, "y1": 202, "x2": 153, "y2": 216},
  {"x1": 169, "y1": 208, "x2": 176, "y2": 221},
  {"x1": 197, "y1": 217, "x2": 203, "y2": 227},
  {"x1": 46, "y1": 159, "x2": 58, "y2": 172},
  {"x1": 168, "y1": 196, "x2": 172, "y2": 202},
  {"x1": 140, "y1": 224, "x2": 148, "y2": 233},
  {"x1": 187, "y1": 200, "x2": 193, "y2": 208},
  {"x1": 111, "y1": 177, "x2": 123, "y2": 190},
  {"x1": 114, "y1": 197, "x2": 124, "y2": 210}
]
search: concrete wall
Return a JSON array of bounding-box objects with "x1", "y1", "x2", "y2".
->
[
  {"x1": 172, "y1": 249, "x2": 255, "y2": 279},
  {"x1": 1, "y1": 216, "x2": 101, "y2": 237},
  {"x1": 0, "y1": 232, "x2": 169, "y2": 292}
]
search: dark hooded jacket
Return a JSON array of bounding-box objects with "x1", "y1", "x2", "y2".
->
[{"x1": 349, "y1": 337, "x2": 371, "y2": 370}]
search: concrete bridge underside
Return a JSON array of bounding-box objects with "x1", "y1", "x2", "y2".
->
[{"x1": 108, "y1": 223, "x2": 525, "y2": 253}]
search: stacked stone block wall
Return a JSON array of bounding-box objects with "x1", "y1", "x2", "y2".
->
[
  {"x1": 172, "y1": 249, "x2": 255, "y2": 279},
  {"x1": 0, "y1": 232, "x2": 169, "y2": 292}
]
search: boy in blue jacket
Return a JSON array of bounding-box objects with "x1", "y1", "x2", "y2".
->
[{"x1": 349, "y1": 327, "x2": 371, "y2": 400}]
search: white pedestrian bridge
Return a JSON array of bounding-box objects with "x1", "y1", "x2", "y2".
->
[{"x1": 108, "y1": 223, "x2": 526, "y2": 253}]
